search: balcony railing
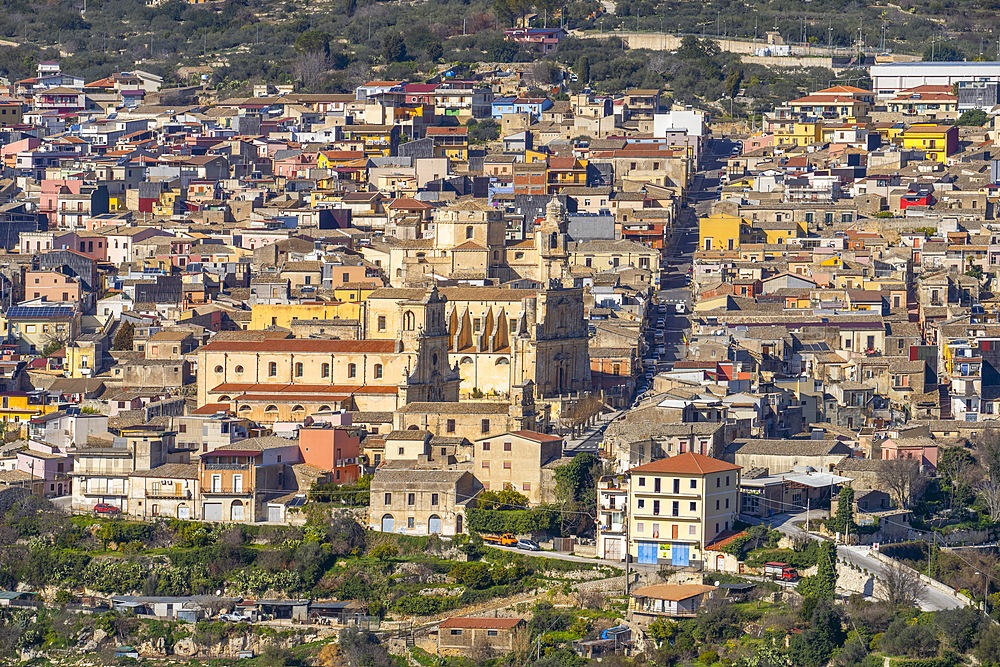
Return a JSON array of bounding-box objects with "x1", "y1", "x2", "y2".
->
[
  {"x1": 147, "y1": 490, "x2": 192, "y2": 500},
  {"x1": 203, "y1": 488, "x2": 252, "y2": 496},
  {"x1": 204, "y1": 463, "x2": 250, "y2": 470}
]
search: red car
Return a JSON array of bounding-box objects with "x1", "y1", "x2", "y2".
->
[{"x1": 93, "y1": 503, "x2": 121, "y2": 516}]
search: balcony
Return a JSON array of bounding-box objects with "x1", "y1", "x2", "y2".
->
[
  {"x1": 203, "y1": 487, "x2": 252, "y2": 496},
  {"x1": 204, "y1": 463, "x2": 250, "y2": 471},
  {"x1": 147, "y1": 489, "x2": 192, "y2": 500}
]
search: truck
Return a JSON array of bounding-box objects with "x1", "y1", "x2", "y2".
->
[
  {"x1": 481, "y1": 533, "x2": 518, "y2": 546},
  {"x1": 763, "y1": 562, "x2": 799, "y2": 581}
]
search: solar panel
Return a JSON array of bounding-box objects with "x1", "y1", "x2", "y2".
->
[{"x1": 6, "y1": 306, "x2": 74, "y2": 319}]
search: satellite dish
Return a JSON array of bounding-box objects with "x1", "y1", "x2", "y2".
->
[{"x1": 714, "y1": 581, "x2": 721, "y2": 587}]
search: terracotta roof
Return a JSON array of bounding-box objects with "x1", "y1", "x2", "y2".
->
[
  {"x1": 705, "y1": 529, "x2": 747, "y2": 551},
  {"x1": 631, "y1": 583, "x2": 716, "y2": 601},
  {"x1": 192, "y1": 403, "x2": 232, "y2": 415},
  {"x1": 201, "y1": 340, "x2": 395, "y2": 353},
  {"x1": 629, "y1": 452, "x2": 741, "y2": 475},
  {"x1": 440, "y1": 617, "x2": 524, "y2": 629}
]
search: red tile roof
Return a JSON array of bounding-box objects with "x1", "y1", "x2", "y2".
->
[
  {"x1": 426, "y1": 126, "x2": 468, "y2": 136},
  {"x1": 629, "y1": 452, "x2": 741, "y2": 475},
  {"x1": 201, "y1": 340, "x2": 396, "y2": 353}
]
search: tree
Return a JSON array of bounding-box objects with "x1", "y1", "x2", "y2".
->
[
  {"x1": 980, "y1": 480, "x2": 1000, "y2": 522},
  {"x1": 958, "y1": 109, "x2": 989, "y2": 126},
  {"x1": 787, "y1": 602, "x2": 845, "y2": 667},
  {"x1": 112, "y1": 320, "x2": 134, "y2": 351},
  {"x1": 829, "y1": 485, "x2": 855, "y2": 538},
  {"x1": 876, "y1": 560, "x2": 925, "y2": 609},
  {"x1": 425, "y1": 41, "x2": 443, "y2": 63},
  {"x1": 924, "y1": 44, "x2": 965, "y2": 62},
  {"x1": 879, "y1": 458, "x2": 925, "y2": 508},
  {"x1": 798, "y1": 541, "x2": 836, "y2": 605},
  {"x1": 575, "y1": 56, "x2": 590, "y2": 84},
  {"x1": 467, "y1": 118, "x2": 500, "y2": 144},
  {"x1": 295, "y1": 30, "x2": 330, "y2": 57},
  {"x1": 382, "y1": 32, "x2": 407, "y2": 64},
  {"x1": 478, "y1": 485, "x2": 529, "y2": 509}
]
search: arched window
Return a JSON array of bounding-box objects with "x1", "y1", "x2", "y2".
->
[
  {"x1": 268, "y1": 362, "x2": 277, "y2": 377},
  {"x1": 322, "y1": 363, "x2": 330, "y2": 378},
  {"x1": 374, "y1": 364, "x2": 383, "y2": 379},
  {"x1": 238, "y1": 405, "x2": 252, "y2": 412},
  {"x1": 460, "y1": 356, "x2": 473, "y2": 365},
  {"x1": 264, "y1": 405, "x2": 278, "y2": 413},
  {"x1": 295, "y1": 362, "x2": 304, "y2": 377},
  {"x1": 318, "y1": 405, "x2": 331, "y2": 412},
  {"x1": 291, "y1": 405, "x2": 305, "y2": 413},
  {"x1": 403, "y1": 311, "x2": 415, "y2": 331},
  {"x1": 214, "y1": 365, "x2": 224, "y2": 373},
  {"x1": 348, "y1": 363, "x2": 357, "y2": 378},
  {"x1": 465, "y1": 225, "x2": 474, "y2": 239},
  {"x1": 234, "y1": 365, "x2": 244, "y2": 374},
  {"x1": 219, "y1": 395, "x2": 231, "y2": 401},
  {"x1": 432, "y1": 353, "x2": 438, "y2": 366},
  {"x1": 495, "y1": 357, "x2": 510, "y2": 365}
]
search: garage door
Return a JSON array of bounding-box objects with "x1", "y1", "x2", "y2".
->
[
  {"x1": 231, "y1": 501, "x2": 245, "y2": 522},
  {"x1": 637, "y1": 541, "x2": 658, "y2": 564},
  {"x1": 604, "y1": 538, "x2": 622, "y2": 561},
  {"x1": 671, "y1": 543, "x2": 690, "y2": 567},
  {"x1": 268, "y1": 505, "x2": 282, "y2": 523},
  {"x1": 177, "y1": 505, "x2": 190, "y2": 520},
  {"x1": 381, "y1": 514, "x2": 394, "y2": 533},
  {"x1": 428, "y1": 515, "x2": 441, "y2": 534},
  {"x1": 203, "y1": 503, "x2": 222, "y2": 521}
]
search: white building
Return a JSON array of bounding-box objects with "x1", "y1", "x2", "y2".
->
[{"x1": 870, "y1": 61, "x2": 1000, "y2": 98}]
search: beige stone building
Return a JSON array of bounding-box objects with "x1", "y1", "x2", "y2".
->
[
  {"x1": 437, "y1": 617, "x2": 526, "y2": 656},
  {"x1": 627, "y1": 453, "x2": 741, "y2": 568},
  {"x1": 368, "y1": 461, "x2": 480, "y2": 536},
  {"x1": 473, "y1": 430, "x2": 566, "y2": 505},
  {"x1": 128, "y1": 463, "x2": 200, "y2": 520},
  {"x1": 196, "y1": 288, "x2": 460, "y2": 423}
]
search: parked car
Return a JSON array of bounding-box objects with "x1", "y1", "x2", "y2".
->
[
  {"x1": 93, "y1": 503, "x2": 121, "y2": 516},
  {"x1": 516, "y1": 539, "x2": 541, "y2": 551},
  {"x1": 219, "y1": 613, "x2": 250, "y2": 622}
]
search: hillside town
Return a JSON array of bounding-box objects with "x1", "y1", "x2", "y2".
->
[{"x1": 5, "y1": 46, "x2": 1000, "y2": 665}]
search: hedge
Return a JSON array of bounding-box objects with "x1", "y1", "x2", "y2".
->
[
  {"x1": 889, "y1": 657, "x2": 960, "y2": 667},
  {"x1": 466, "y1": 507, "x2": 556, "y2": 535}
]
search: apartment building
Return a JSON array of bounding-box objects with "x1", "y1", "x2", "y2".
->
[{"x1": 627, "y1": 453, "x2": 741, "y2": 568}]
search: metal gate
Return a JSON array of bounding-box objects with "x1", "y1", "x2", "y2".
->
[
  {"x1": 637, "y1": 541, "x2": 658, "y2": 564},
  {"x1": 267, "y1": 505, "x2": 282, "y2": 523},
  {"x1": 671, "y1": 543, "x2": 690, "y2": 567},
  {"x1": 428, "y1": 515, "x2": 441, "y2": 534},
  {"x1": 381, "y1": 514, "x2": 395, "y2": 532},
  {"x1": 203, "y1": 503, "x2": 222, "y2": 521},
  {"x1": 604, "y1": 538, "x2": 622, "y2": 561}
]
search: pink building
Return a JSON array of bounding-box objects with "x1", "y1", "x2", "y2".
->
[
  {"x1": 24, "y1": 270, "x2": 84, "y2": 304},
  {"x1": 16, "y1": 441, "x2": 71, "y2": 497},
  {"x1": 880, "y1": 437, "x2": 938, "y2": 470},
  {"x1": 298, "y1": 413, "x2": 362, "y2": 484}
]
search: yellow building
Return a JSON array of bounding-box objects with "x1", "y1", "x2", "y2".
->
[
  {"x1": 627, "y1": 453, "x2": 741, "y2": 567},
  {"x1": 426, "y1": 126, "x2": 469, "y2": 161},
  {"x1": 339, "y1": 125, "x2": 400, "y2": 157},
  {"x1": 249, "y1": 301, "x2": 364, "y2": 330},
  {"x1": 0, "y1": 392, "x2": 57, "y2": 426},
  {"x1": 774, "y1": 119, "x2": 822, "y2": 147},
  {"x1": 699, "y1": 213, "x2": 752, "y2": 252},
  {"x1": 900, "y1": 124, "x2": 959, "y2": 164}
]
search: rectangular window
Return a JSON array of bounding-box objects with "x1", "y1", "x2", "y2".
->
[
  {"x1": 377, "y1": 315, "x2": 386, "y2": 331},
  {"x1": 522, "y1": 482, "x2": 531, "y2": 491},
  {"x1": 482, "y1": 442, "x2": 490, "y2": 452},
  {"x1": 637, "y1": 499, "x2": 645, "y2": 509},
  {"x1": 690, "y1": 501, "x2": 697, "y2": 511},
  {"x1": 672, "y1": 501, "x2": 679, "y2": 516},
  {"x1": 482, "y1": 461, "x2": 490, "y2": 468},
  {"x1": 407, "y1": 517, "x2": 415, "y2": 529},
  {"x1": 638, "y1": 477, "x2": 645, "y2": 487},
  {"x1": 481, "y1": 419, "x2": 490, "y2": 433},
  {"x1": 503, "y1": 461, "x2": 511, "y2": 469},
  {"x1": 652, "y1": 500, "x2": 660, "y2": 515},
  {"x1": 636, "y1": 522, "x2": 644, "y2": 533},
  {"x1": 431, "y1": 493, "x2": 438, "y2": 505},
  {"x1": 407, "y1": 493, "x2": 415, "y2": 505},
  {"x1": 689, "y1": 479, "x2": 697, "y2": 489},
  {"x1": 503, "y1": 441, "x2": 512, "y2": 452},
  {"x1": 384, "y1": 493, "x2": 392, "y2": 504},
  {"x1": 487, "y1": 630, "x2": 498, "y2": 637},
  {"x1": 447, "y1": 419, "x2": 456, "y2": 433}
]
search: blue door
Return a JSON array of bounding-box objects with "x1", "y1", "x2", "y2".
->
[
  {"x1": 637, "y1": 541, "x2": 658, "y2": 564},
  {"x1": 671, "y1": 543, "x2": 690, "y2": 567}
]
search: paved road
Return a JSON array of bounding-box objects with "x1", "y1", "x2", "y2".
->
[{"x1": 745, "y1": 511, "x2": 965, "y2": 611}]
